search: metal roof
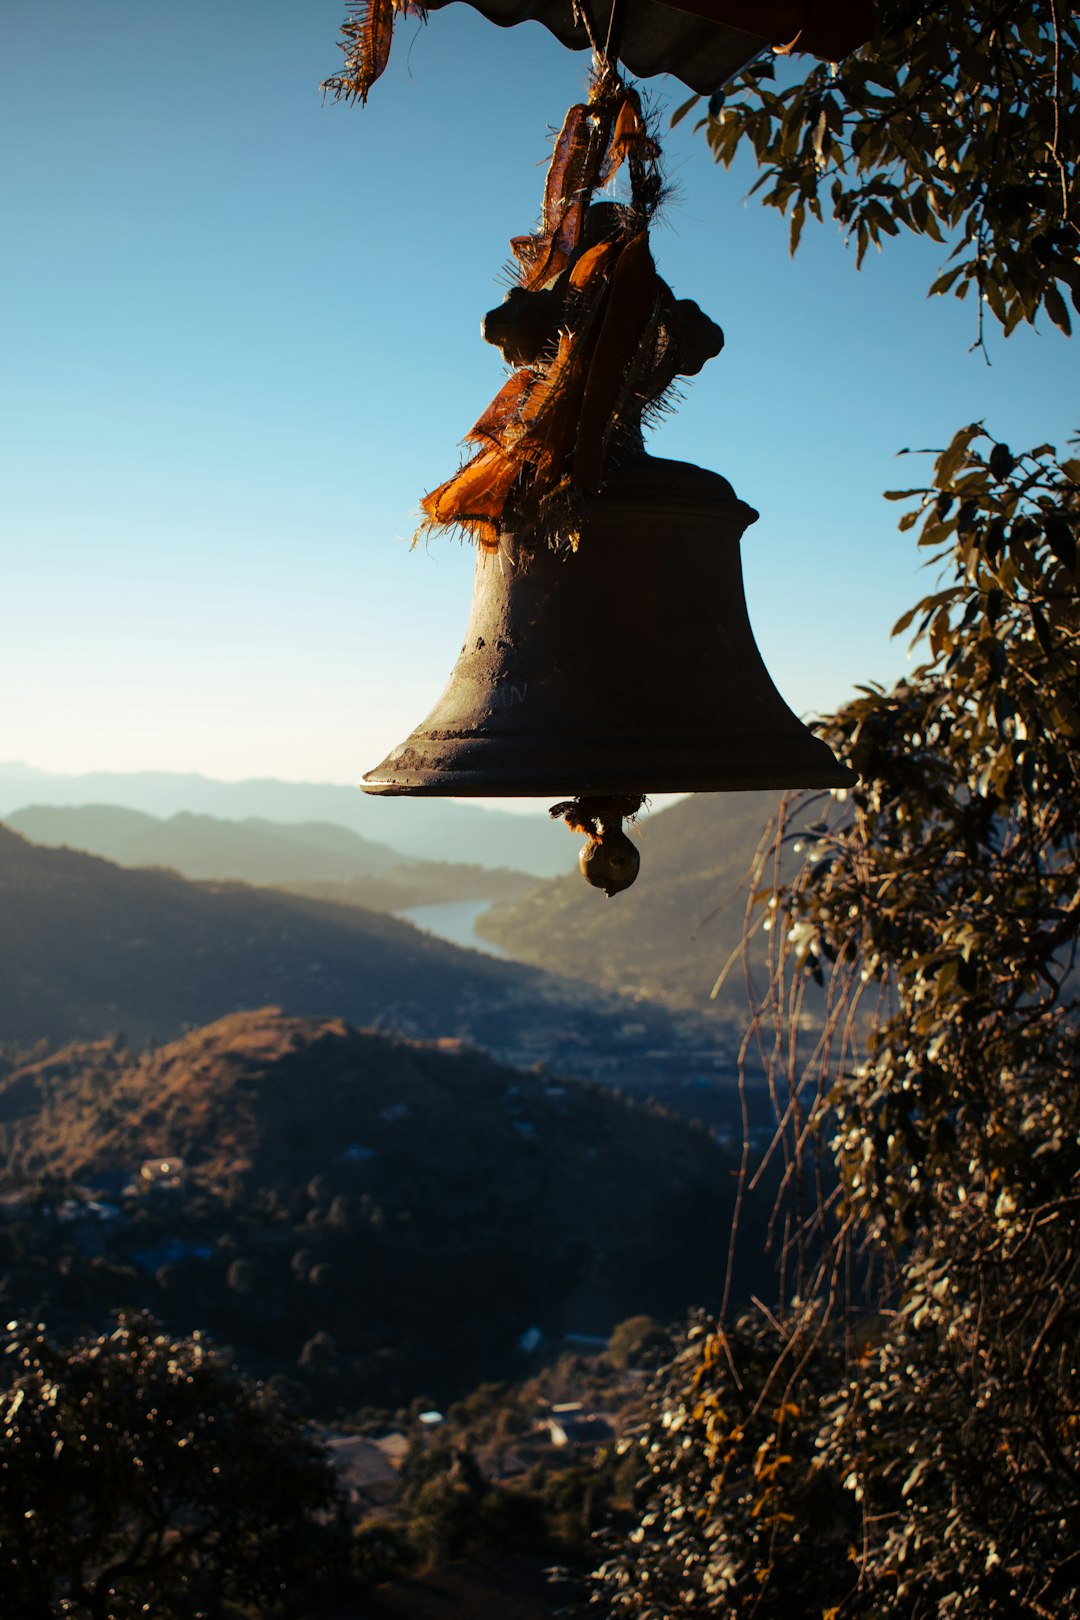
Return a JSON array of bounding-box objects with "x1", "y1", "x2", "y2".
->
[{"x1": 424, "y1": 0, "x2": 769, "y2": 94}]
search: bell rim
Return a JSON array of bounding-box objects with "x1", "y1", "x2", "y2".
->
[
  {"x1": 362, "y1": 734, "x2": 854, "y2": 797},
  {"x1": 362, "y1": 774, "x2": 854, "y2": 796}
]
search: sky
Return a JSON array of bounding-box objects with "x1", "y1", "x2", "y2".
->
[{"x1": 3, "y1": 0, "x2": 1076, "y2": 798}]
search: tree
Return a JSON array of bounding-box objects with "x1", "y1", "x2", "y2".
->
[
  {"x1": 606, "y1": 1313, "x2": 667, "y2": 1370},
  {"x1": 593, "y1": 1308, "x2": 857, "y2": 1615},
  {"x1": 576, "y1": 10, "x2": 1080, "y2": 1612},
  {"x1": 589, "y1": 426, "x2": 1080, "y2": 1614},
  {"x1": 677, "y1": 0, "x2": 1078, "y2": 344},
  {"x1": 0, "y1": 1313, "x2": 350, "y2": 1620}
]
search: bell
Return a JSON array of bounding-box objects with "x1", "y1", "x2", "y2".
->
[{"x1": 363, "y1": 454, "x2": 852, "y2": 804}]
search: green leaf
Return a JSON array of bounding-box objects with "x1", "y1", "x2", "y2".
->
[
  {"x1": 1029, "y1": 600, "x2": 1055, "y2": 655},
  {"x1": 1043, "y1": 515, "x2": 1077, "y2": 573},
  {"x1": 669, "y1": 93, "x2": 701, "y2": 130},
  {"x1": 789, "y1": 200, "x2": 806, "y2": 257},
  {"x1": 928, "y1": 265, "x2": 965, "y2": 298},
  {"x1": 1043, "y1": 281, "x2": 1073, "y2": 336},
  {"x1": 988, "y1": 443, "x2": 1014, "y2": 480},
  {"x1": 936, "y1": 425, "x2": 983, "y2": 488}
]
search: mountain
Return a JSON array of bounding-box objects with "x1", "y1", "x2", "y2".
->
[
  {"x1": 4, "y1": 805, "x2": 534, "y2": 909},
  {"x1": 478, "y1": 791, "x2": 794, "y2": 1014},
  {"x1": 0, "y1": 825, "x2": 689, "y2": 1073},
  {"x1": 0, "y1": 765, "x2": 577, "y2": 876},
  {"x1": 4, "y1": 806, "x2": 407, "y2": 881},
  {"x1": 0, "y1": 1008, "x2": 748, "y2": 1405}
]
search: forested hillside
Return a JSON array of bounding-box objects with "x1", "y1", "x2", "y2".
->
[{"x1": 0, "y1": 1008, "x2": 752, "y2": 1408}]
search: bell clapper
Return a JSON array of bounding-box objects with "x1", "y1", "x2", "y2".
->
[{"x1": 549, "y1": 794, "x2": 644, "y2": 897}]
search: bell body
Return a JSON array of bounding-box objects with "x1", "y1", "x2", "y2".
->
[{"x1": 363, "y1": 455, "x2": 852, "y2": 798}]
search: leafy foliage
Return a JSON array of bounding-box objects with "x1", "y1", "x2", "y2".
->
[
  {"x1": 0, "y1": 1313, "x2": 348, "y2": 1620},
  {"x1": 341, "y1": 1347, "x2": 646, "y2": 1590},
  {"x1": 788, "y1": 426, "x2": 1080, "y2": 1248},
  {"x1": 593, "y1": 1310, "x2": 856, "y2": 1617},
  {"x1": 676, "y1": 1, "x2": 1079, "y2": 341},
  {"x1": 589, "y1": 425, "x2": 1080, "y2": 1616}
]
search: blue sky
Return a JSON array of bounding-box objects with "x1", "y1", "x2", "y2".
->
[{"x1": 3, "y1": 0, "x2": 1076, "y2": 793}]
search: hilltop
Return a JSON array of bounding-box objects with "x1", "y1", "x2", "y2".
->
[
  {"x1": 478, "y1": 791, "x2": 794, "y2": 1014},
  {"x1": 0, "y1": 1008, "x2": 748, "y2": 1407}
]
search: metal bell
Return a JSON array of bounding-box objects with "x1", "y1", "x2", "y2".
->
[{"x1": 363, "y1": 454, "x2": 852, "y2": 800}]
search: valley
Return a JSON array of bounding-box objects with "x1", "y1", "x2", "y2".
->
[{"x1": 0, "y1": 773, "x2": 793, "y2": 1615}]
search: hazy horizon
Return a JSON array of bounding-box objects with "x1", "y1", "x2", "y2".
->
[{"x1": 0, "y1": 757, "x2": 687, "y2": 823}]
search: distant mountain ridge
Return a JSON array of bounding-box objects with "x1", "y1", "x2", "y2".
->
[
  {"x1": 3, "y1": 805, "x2": 536, "y2": 916},
  {"x1": 5, "y1": 805, "x2": 408, "y2": 881},
  {"x1": 0, "y1": 764, "x2": 577, "y2": 876}
]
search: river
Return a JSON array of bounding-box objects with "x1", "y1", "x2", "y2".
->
[{"x1": 395, "y1": 897, "x2": 510, "y2": 958}]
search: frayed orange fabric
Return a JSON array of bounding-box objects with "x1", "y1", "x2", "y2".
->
[
  {"x1": 568, "y1": 239, "x2": 621, "y2": 293},
  {"x1": 606, "y1": 93, "x2": 661, "y2": 175},
  {"x1": 573, "y1": 232, "x2": 658, "y2": 490},
  {"x1": 422, "y1": 67, "x2": 671, "y2": 550},
  {"x1": 466, "y1": 370, "x2": 536, "y2": 449},
  {"x1": 511, "y1": 101, "x2": 610, "y2": 289},
  {"x1": 517, "y1": 332, "x2": 586, "y2": 487},
  {"x1": 323, "y1": 0, "x2": 417, "y2": 105},
  {"x1": 421, "y1": 445, "x2": 521, "y2": 549}
]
